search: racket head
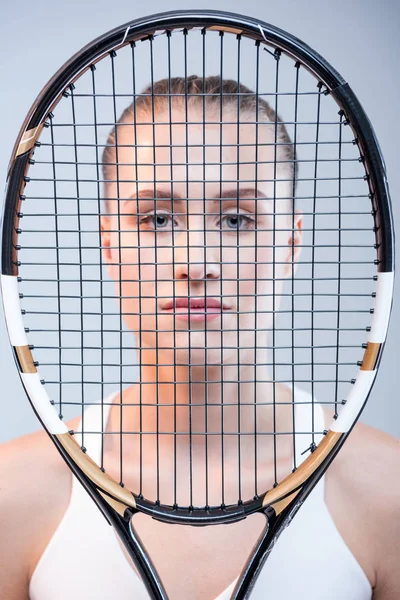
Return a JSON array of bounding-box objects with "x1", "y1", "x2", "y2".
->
[{"x1": 0, "y1": 10, "x2": 394, "y2": 527}]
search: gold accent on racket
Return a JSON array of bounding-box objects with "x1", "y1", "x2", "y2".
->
[
  {"x1": 14, "y1": 345, "x2": 37, "y2": 374},
  {"x1": 207, "y1": 25, "x2": 243, "y2": 35},
  {"x1": 361, "y1": 342, "x2": 381, "y2": 371},
  {"x1": 272, "y1": 490, "x2": 300, "y2": 516},
  {"x1": 98, "y1": 491, "x2": 132, "y2": 516},
  {"x1": 16, "y1": 125, "x2": 44, "y2": 157},
  {"x1": 262, "y1": 430, "x2": 342, "y2": 507},
  {"x1": 56, "y1": 433, "x2": 136, "y2": 508}
]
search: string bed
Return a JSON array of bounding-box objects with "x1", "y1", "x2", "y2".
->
[{"x1": 16, "y1": 27, "x2": 376, "y2": 509}]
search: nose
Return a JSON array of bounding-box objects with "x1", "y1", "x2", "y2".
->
[{"x1": 173, "y1": 229, "x2": 220, "y2": 281}]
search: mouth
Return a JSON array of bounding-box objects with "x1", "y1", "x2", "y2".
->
[{"x1": 161, "y1": 298, "x2": 231, "y2": 322}]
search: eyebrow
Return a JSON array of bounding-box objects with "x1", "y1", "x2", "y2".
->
[{"x1": 131, "y1": 188, "x2": 267, "y2": 201}]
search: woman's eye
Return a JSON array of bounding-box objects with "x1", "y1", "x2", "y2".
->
[
  {"x1": 222, "y1": 214, "x2": 254, "y2": 230},
  {"x1": 140, "y1": 213, "x2": 172, "y2": 230}
]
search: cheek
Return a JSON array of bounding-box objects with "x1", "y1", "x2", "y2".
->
[
  {"x1": 109, "y1": 237, "x2": 139, "y2": 286},
  {"x1": 231, "y1": 233, "x2": 287, "y2": 328},
  {"x1": 221, "y1": 232, "x2": 286, "y2": 290},
  {"x1": 256, "y1": 233, "x2": 288, "y2": 297},
  {"x1": 115, "y1": 243, "x2": 175, "y2": 336},
  {"x1": 109, "y1": 231, "x2": 157, "y2": 283},
  {"x1": 108, "y1": 238, "x2": 147, "y2": 328}
]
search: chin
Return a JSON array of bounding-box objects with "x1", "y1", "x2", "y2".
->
[{"x1": 173, "y1": 340, "x2": 225, "y2": 368}]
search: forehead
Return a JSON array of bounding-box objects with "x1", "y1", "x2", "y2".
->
[{"x1": 108, "y1": 106, "x2": 292, "y2": 203}]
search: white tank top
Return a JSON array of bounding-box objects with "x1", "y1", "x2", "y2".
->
[{"x1": 29, "y1": 389, "x2": 372, "y2": 599}]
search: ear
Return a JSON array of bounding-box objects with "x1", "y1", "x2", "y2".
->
[
  {"x1": 100, "y1": 215, "x2": 112, "y2": 264},
  {"x1": 283, "y1": 211, "x2": 303, "y2": 277}
]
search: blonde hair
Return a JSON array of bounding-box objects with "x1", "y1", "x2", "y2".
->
[{"x1": 102, "y1": 75, "x2": 294, "y2": 195}]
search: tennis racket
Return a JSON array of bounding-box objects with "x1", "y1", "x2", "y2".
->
[{"x1": 1, "y1": 10, "x2": 394, "y2": 599}]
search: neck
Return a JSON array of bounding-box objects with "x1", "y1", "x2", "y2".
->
[
  {"x1": 113, "y1": 347, "x2": 293, "y2": 437},
  {"x1": 104, "y1": 350, "x2": 295, "y2": 505}
]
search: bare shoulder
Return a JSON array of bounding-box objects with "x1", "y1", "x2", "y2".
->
[
  {"x1": 325, "y1": 410, "x2": 400, "y2": 598},
  {"x1": 0, "y1": 418, "x2": 79, "y2": 599},
  {"x1": 329, "y1": 417, "x2": 400, "y2": 512}
]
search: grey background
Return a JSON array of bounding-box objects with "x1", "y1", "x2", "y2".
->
[{"x1": 0, "y1": 0, "x2": 399, "y2": 443}]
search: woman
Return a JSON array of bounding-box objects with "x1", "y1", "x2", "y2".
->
[{"x1": 0, "y1": 76, "x2": 399, "y2": 599}]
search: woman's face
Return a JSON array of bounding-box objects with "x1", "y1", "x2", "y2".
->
[{"x1": 101, "y1": 106, "x2": 302, "y2": 367}]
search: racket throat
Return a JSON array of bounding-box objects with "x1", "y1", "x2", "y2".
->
[
  {"x1": 230, "y1": 505, "x2": 277, "y2": 600},
  {"x1": 116, "y1": 508, "x2": 169, "y2": 600}
]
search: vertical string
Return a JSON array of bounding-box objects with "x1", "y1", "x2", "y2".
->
[
  {"x1": 90, "y1": 64, "x2": 105, "y2": 467},
  {"x1": 272, "y1": 50, "x2": 281, "y2": 485},
  {"x1": 235, "y1": 34, "x2": 242, "y2": 504},
  {"x1": 49, "y1": 115, "x2": 63, "y2": 425},
  {"x1": 109, "y1": 50, "x2": 124, "y2": 486},
  {"x1": 69, "y1": 84, "x2": 85, "y2": 450},
  {"x1": 166, "y1": 31, "x2": 178, "y2": 508},
  {"x1": 334, "y1": 111, "x2": 344, "y2": 419},
  {"x1": 253, "y1": 39, "x2": 260, "y2": 498},
  {"x1": 311, "y1": 81, "x2": 323, "y2": 448},
  {"x1": 149, "y1": 36, "x2": 160, "y2": 503},
  {"x1": 130, "y1": 41, "x2": 144, "y2": 497},
  {"x1": 218, "y1": 30, "x2": 225, "y2": 507},
  {"x1": 291, "y1": 62, "x2": 300, "y2": 471},
  {"x1": 201, "y1": 29, "x2": 209, "y2": 509},
  {"x1": 183, "y1": 29, "x2": 193, "y2": 510}
]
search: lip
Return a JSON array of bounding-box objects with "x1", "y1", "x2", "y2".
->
[
  {"x1": 161, "y1": 297, "x2": 230, "y2": 322},
  {"x1": 163, "y1": 298, "x2": 224, "y2": 310}
]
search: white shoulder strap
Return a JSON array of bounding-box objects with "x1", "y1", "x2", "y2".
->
[{"x1": 73, "y1": 392, "x2": 118, "y2": 465}]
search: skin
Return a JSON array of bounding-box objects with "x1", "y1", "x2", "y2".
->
[
  {"x1": 0, "y1": 104, "x2": 399, "y2": 599},
  {"x1": 100, "y1": 104, "x2": 302, "y2": 506}
]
